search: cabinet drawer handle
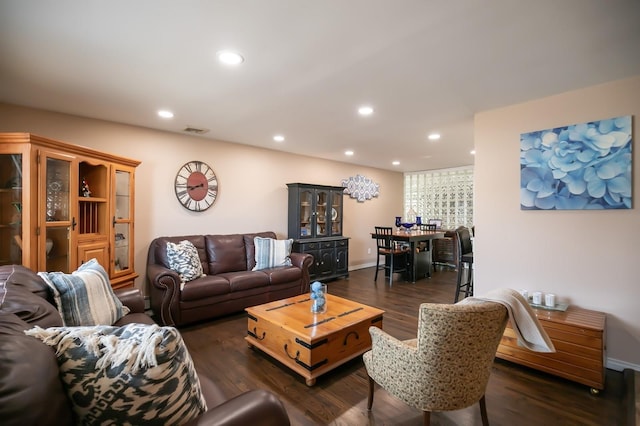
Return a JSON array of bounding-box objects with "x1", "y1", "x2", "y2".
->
[
  {"x1": 284, "y1": 344, "x2": 300, "y2": 360},
  {"x1": 343, "y1": 331, "x2": 359, "y2": 346},
  {"x1": 251, "y1": 328, "x2": 266, "y2": 340}
]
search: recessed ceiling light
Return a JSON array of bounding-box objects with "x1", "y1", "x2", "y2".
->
[
  {"x1": 345, "y1": 150, "x2": 354, "y2": 156},
  {"x1": 470, "y1": 149, "x2": 476, "y2": 155},
  {"x1": 158, "y1": 110, "x2": 174, "y2": 119},
  {"x1": 392, "y1": 161, "x2": 400, "y2": 166},
  {"x1": 428, "y1": 133, "x2": 441, "y2": 141},
  {"x1": 217, "y1": 50, "x2": 244, "y2": 65},
  {"x1": 358, "y1": 106, "x2": 374, "y2": 116},
  {"x1": 273, "y1": 135, "x2": 285, "y2": 142}
]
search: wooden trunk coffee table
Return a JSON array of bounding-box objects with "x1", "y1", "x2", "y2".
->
[{"x1": 245, "y1": 293, "x2": 384, "y2": 386}]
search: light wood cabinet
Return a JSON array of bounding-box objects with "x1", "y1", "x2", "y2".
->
[
  {"x1": 0, "y1": 133, "x2": 140, "y2": 288},
  {"x1": 496, "y1": 305, "x2": 606, "y2": 393}
]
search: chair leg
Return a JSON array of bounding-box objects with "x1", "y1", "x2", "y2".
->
[
  {"x1": 479, "y1": 394, "x2": 489, "y2": 426},
  {"x1": 455, "y1": 261, "x2": 473, "y2": 302},
  {"x1": 454, "y1": 264, "x2": 463, "y2": 302},
  {"x1": 367, "y1": 376, "x2": 375, "y2": 410},
  {"x1": 423, "y1": 411, "x2": 431, "y2": 426},
  {"x1": 374, "y1": 254, "x2": 380, "y2": 281},
  {"x1": 389, "y1": 251, "x2": 394, "y2": 285}
]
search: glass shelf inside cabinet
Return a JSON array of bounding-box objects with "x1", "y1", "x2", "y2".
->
[
  {"x1": 114, "y1": 223, "x2": 130, "y2": 272},
  {"x1": 115, "y1": 170, "x2": 130, "y2": 220},
  {"x1": 0, "y1": 154, "x2": 23, "y2": 265},
  {"x1": 46, "y1": 226, "x2": 70, "y2": 273},
  {"x1": 46, "y1": 158, "x2": 70, "y2": 222}
]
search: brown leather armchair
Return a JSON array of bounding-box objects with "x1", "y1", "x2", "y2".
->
[{"x1": 0, "y1": 265, "x2": 290, "y2": 426}]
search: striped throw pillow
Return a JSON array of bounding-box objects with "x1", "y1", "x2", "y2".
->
[
  {"x1": 38, "y1": 259, "x2": 129, "y2": 326},
  {"x1": 252, "y1": 236, "x2": 293, "y2": 271}
]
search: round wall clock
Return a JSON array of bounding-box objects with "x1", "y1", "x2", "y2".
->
[{"x1": 174, "y1": 160, "x2": 218, "y2": 211}]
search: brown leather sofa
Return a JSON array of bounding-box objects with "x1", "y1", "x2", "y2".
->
[
  {"x1": 0, "y1": 265, "x2": 290, "y2": 426},
  {"x1": 147, "y1": 231, "x2": 313, "y2": 327}
]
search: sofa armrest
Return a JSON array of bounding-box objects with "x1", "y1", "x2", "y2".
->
[
  {"x1": 114, "y1": 287, "x2": 145, "y2": 313},
  {"x1": 147, "y1": 263, "x2": 181, "y2": 326},
  {"x1": 289, "y1": 252, "x2": 313, "y2": 293},
  {"x1": 192, "y1": 389, "x2": 290, "y2": 426}
]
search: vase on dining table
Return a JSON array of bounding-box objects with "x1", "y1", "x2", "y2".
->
[{"x1": 395, "y1": 216, "x2": 402, "y2": 232}]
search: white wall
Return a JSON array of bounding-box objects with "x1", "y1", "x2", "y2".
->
[
  {"x1": 474, "y1": 75, "x2": 640, "y2": 370},
  {"x1": 0, "y1": 102, "x2": 402, "y2": 291}
]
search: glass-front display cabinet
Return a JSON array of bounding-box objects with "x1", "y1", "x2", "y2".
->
[
  {"x1": 286, "y1": 183, "x2": 348, "y2": 282},
  {"x1": 0, "y1": 133, "x2": 140, "y2": 289},
  {"x1": 0, "y1": 150, "x2": 25, "y2": 266},
  {"x1": 43, "y1": 152, "x2": 75, "y2": 272},
  {"x1": 111, "y1": 166, "x2": 136, "y2": 284},
  {"x1": 287, "y1": 183, "x2": 344, "y2": 239}
]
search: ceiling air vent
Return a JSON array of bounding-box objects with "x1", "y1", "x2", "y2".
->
[{"x1": 183, "y1": 126, "x2": 210, "y2": 135}]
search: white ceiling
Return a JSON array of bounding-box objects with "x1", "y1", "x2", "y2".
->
[{"x1": 1, "y1": 1, "x2": 639, "y2": 172}]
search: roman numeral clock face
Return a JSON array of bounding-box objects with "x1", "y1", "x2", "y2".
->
[{"x1": 174, "y1": 161, "x2": 218, "y2": 211}]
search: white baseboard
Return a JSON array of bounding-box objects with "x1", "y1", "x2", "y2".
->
[
  {"x1": 349, "y1": 262, "x2": 376, "y2": 271},
  {"x1": 607, "y1": 357, "x2": 640, "y2": 372}
]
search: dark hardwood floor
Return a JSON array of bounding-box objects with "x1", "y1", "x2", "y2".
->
[{"x1": 180, "y1": 267, "x2": 624, "y2": 426}]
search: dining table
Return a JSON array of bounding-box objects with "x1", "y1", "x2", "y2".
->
[{"x1": 371, "y1": 228, "x2": 445, "y2": 282}]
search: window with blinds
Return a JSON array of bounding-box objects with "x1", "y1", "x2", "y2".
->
[{"x1": 403, "y1": 166, "x2": 474, "y2": 230}]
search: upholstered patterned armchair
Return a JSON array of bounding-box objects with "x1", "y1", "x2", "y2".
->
[{"x1": 363, "y1": 300, "x2": 508, "y2": 426}]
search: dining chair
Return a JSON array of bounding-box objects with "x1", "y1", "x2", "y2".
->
[
  {"x1": 418, "y1": 223, "x2": 437, "y2": 231},
  {"x1": 427, "y1": 218, "x2": 442, "y2": 229},
  {"x1": 374, "y1": 226, "x2": 409, "y2": 285},
  {"x1": 454, "y1": 226, "x2": 474, "y2": 302},
  {"x1": 363, "y1": 300, "x2": 509, "y2": 425},
  {"x1": 415, "y1": 223, "x2": 437, "y2": 273}
]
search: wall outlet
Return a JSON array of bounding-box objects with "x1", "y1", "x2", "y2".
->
[{"x1": 367, "y1": 248, "x2": 371, "y2": 254}]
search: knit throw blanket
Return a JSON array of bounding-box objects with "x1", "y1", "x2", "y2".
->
[
  {"x1": 460, "y1": 288, "x2": 556, "y2": 353},
  {"x1": 26, "y1": 324, "x2": 165, "y2": 373}
]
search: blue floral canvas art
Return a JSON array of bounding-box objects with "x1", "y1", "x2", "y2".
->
[{"x1": 520, "y1": 115, "x2": 632, "y2": 210}]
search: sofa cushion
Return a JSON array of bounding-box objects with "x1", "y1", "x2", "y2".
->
[
  {"x1": 0, "y1": 284, "x2": 63, "y2": 328},
  {"x1": 166, "y1": 240, "x2": 204, "y2": 283},
  {"x1": 1, "y1": 265, "x2": 62, "y2": 327},
  {"x1": 260, "y1": 266, "x2": 303, "y2": 285},
  {"x1": 26, "y1": 323, "x2": 208, "y2": 426},
  {"x1": 205, "y1": 234, "x2": 247, "y2": 274},
  {"x1": 252, "y1": 237, "x2": 293, "y2": 271},
  {"x1": 3, "y1": 265, "x2": 53, "y2": 302},
  {"x1": 0, "y1": 313, "x2": 73, "y2": 426},
  {"x1": 225, "y1": 270, "x2": 270, "y2": 292},
  {"x1": 37, "y1": 259, "x2": 129, "y2": 326},
  {"x1": 181, "y1": 275, "x2": 231, "y2": 302}
]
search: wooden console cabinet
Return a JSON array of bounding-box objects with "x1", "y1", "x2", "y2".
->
[
  {"x1": 496, "y1": 305, "x2": 606, "y2": 393},
  {"x1": 0, "y1": 133, "x2": 140, "y2": 288}
]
